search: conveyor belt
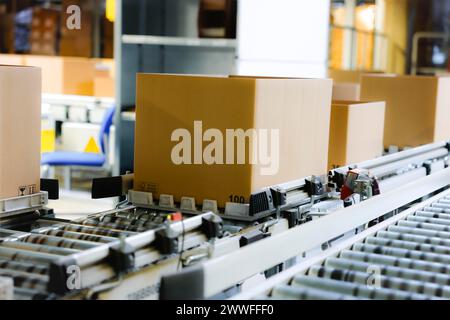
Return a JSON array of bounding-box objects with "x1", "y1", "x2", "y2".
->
[
  {"x1": 161, "y1": 167, "x2": 450, "y2": 300},
  {"x1": 0, "y1": 208, "x2": 218, "y2": 299},
  {"x1": 243, "y1": 191, "x2": 450, "y2": 300}
]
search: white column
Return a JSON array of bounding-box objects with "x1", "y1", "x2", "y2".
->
[
  {"x1": 374, "y1": 0, "x2": 387, "y2": 71},
  {"x1": 236, "y1": 0, "x2": 331, "y2": 78},
  {"x1": 342, "y1": 0, "x2": 356, "y2": 69}
]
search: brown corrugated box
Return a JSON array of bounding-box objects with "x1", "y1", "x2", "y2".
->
[
  {"x1": 24, "y1": 55, "x2": 94, "y2": 95},
  {"x1": 332, "y1": 83, "x2": 361, "y2": 101},
  {"x1": 328, "y1": 100, "x2": 385, "y2": 169},
  {"x1": 60, "y1": 0, "x2": 92, "y2": 57},
  {"x1": 0, "y1": 54, "x2": 24, "y2": 65},
  {"x1": 361, "y1": 74, "x2": 450, "y2": 148},
  {"x1": 134, "y1": 74, "x2": 332, "y2": 208},
  {"x1": 93, "y1": 58, "x2": 115, "y2": 97},
  {"x1": 0, "y1": 65, "x2": 41, "y2": 199},
  {"x1": 94, "y1": 77, "x2": 114, "y2": 97},
  {"x1": 328, "y1": 69, "x2": 384, "y2": 84}
]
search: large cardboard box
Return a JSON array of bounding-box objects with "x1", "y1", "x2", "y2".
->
[
  {"x1": 361, "y1": 75, "x2": 450, "y2": 148},
  {"x1": 332, "y1": 83, "x2": 360, "y2": 101},
  {"x1": 0, "y1": 54, "x2": 24, "y2": 66},
  {"x1": 328, "y1": 100, "x2": 385, "y2": 169},
  {"x1": 94, "y1": 77, "x2": 114, "y2": 97},
  {"x1": 328, "y1": 69, "x2": 384, "y2": 84},
  {"x1": 0, "y1": 65, "x2": 41, "y2": 199},
  {"x1": 93, "y1": 58, "x2": 115, "y2": 97},
  {"x1": 24, "y1": 55, "x2": 95, "y2": 95},
  {"x1": 135, "y1": 74, "x2": 332, "y2": 208}
]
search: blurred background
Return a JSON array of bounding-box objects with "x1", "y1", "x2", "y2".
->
[{"x1": 0, "y1": 0, "x2": 449, "y2": 217}]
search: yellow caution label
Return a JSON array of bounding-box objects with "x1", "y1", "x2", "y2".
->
[
  {"x1": 84, "y1": 137, "x2": 101, "y2": 153},
  {"x1": 41, "y1": 129, "x2": 56, "y2": 153},
  {"x1": 106, "y1": 0, "x2": 115, "y2": 22}
]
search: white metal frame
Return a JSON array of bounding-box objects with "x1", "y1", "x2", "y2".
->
[{"x1": 0, "y1": 192, "x2": 48, "y2": 218}]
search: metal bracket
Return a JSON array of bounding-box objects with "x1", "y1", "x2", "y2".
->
[
  {"x1": 201, "y1": 215, "x2": 223, "y2": 239},
  {"x1": 0, "y1": 192, "x2": 48, "y2": 218},
  {"x1": 155, "y1": 227, "x2": 179, "y2": 254}
]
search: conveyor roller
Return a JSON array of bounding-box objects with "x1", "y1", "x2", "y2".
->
[{"x1": 259, "y1": 193, "x2": 450, "y2": 300}]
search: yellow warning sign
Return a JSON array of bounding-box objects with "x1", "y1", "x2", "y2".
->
[
  {"x1": 41, "y1": 129, "x2": 56, "y2": 153},
  {"x1": 106, "y1": 0, "x2": 115, "y2": 22},
  {"x1": 84, "y1": 137, "x2": 101, "y2": 153}
]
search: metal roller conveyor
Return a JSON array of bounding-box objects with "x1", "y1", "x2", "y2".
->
[
  {"x1": 416, "y1": 211, "x2": 450, "y2": 219},
  {"x1": 0, "y1": 259, "x2": 48, "y2": 275},
  {"x1": 40, "y1": 229, "x2": 118, "y2": 243},
  {"x1": 21, "y1": 233, "x2": 99, "y2": 250},
  {"x1": 363, "y1": 237, "x2": 450, "y2": 255},
  {"x1": 80, "y1": 219, "x2": 148, "y2": 233},
  {"x1": 60, "y1": 223, "x2": 137, "y2": 237},
  {"x1": 0, "y1": 269, "x2": 48, "y2": 291},
  {"x1": 1, "y1": 172, "x2": 224, "y2": 301},
  {"x1": 357, "y1": 141, "x2": 448, "y2": 170},
  {"x1": 324, "y1": 258, "x2": 450, "y2": 286},
  {"x1": 0, "y1": 246, "x2": 63, "y2": 263},
  {"x1": 270, "y1": 285, "x2": 359, "y2": 300},
  {"x1": 86, "y1": 209, "x2": 181, "y2": 232},
  {"x1": 398, "y1": 220, "x2": 450, "y2": 232},
  {"x1": 420, "y1": 207, "x2": 450, "y2": 214},
  {"x1": 289, "y1": 275, "x2": 435, "y2": 300},
  {"x1": 368, "y1": 148, "x2": 447, "y2": 178},
  {"x1": 159, "y1": 168, "x2": 450, "y2": 300},
  {"x1": 230, "y1": 175, "x2": 450, "y2": 300},
  {"x1": 306, "y1": 266, "x2": 450, "y2": 298},
  {"x1": 0, "y1": 209, "x2": 221, "y2": 300},
  {"x1": 329, "y1": 141, "x2": 450, "y2": 195},
  {"x1": 13, "y1": 287, "x2": 50, "y2": 300},
  {"x1": 388, "y1": 224, "x2": 450, "y2": 239},
  {"x1": 406, "y1": 215, "x2": 450, "y2": 226},
  {"x1": 0, "y1": 241, "x2": 79, "y2": 255},
  {"x1": 82, "y1": 214, "x2": 165, "y2": 233},
  {"x1": 374, "y1": 230, "x2": 450, "y2": 247},
  {"x1": 55, "y1": 212, "x2": 215, "y2": 270},
  {"x1": 351, "y1": 242, "x2": 450, "y2": 264}
]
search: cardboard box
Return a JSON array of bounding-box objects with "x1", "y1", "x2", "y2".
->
[
  {"x1": 94, "y1": 77, "x2": 114, "y2": 97},
  {"x1": 24, "y1": 55, "x2": 95, "y2": 95},
  {"x1": 0, "y1": 65, "x2": 41, "y2": 199},
  {"x1": 328, "y1": 100, "x2": 385, "y2": 169},
  {"x1": 328, "y1": 69, "x2": 383, "y2": 84},
  {"x1": 0, "y1": 54, "x2": 24, "y2": 65},
  {"x1": 328, "y1": 69, "x2": 365, "y2": 84},
  {"x1": 60, "y1": 0, "x2": 93, "y2": 57},
  {"x1": 30, "y1": 7, "x2": 59, "y2": 56},
  {"x1": 332, "y1": 83, "x2": 360, "y2": 101},
  {"x1": 361, "y1": 75, "x2": 450, "y2": 148},
  {"x1": 93, "y1": 58, "x2": 115, "y2": 97},
  {"x1": 135, "y1": 74, "x2": 332, "y2": 208}
]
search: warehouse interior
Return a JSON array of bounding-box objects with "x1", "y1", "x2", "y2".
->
[{"x1": 1, "y1": 0, "x2": 450, "y2": 301}]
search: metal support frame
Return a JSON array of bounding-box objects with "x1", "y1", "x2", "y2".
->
[{"x1": 0, "y1": 192, "x2": 48, "y2": 218}]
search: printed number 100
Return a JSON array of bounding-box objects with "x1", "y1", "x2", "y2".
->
[{"x1": 229, "y1": 195, "x2": 245, "y2": 203}]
